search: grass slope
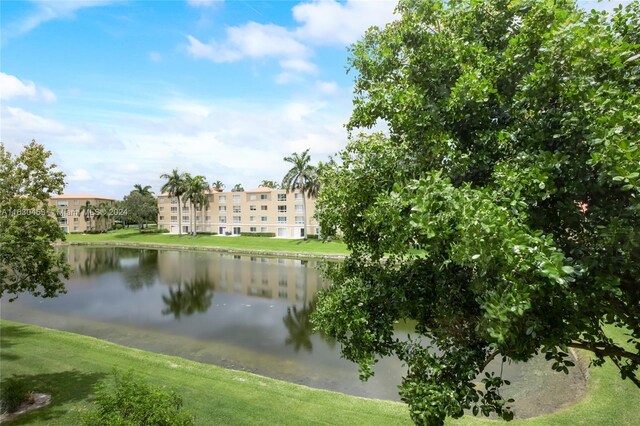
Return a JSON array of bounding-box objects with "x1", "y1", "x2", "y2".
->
[
  {"x1": 1, "y1": 323, "x2": 638, "y2": 425},
  {"x1": 0, "y1": 320, "x2": 408, "y2": 425},
  {"x1": 63, "y1": 229, "x2": 349, "y2": 257}
]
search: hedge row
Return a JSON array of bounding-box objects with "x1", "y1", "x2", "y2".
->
[{"x1": 240, "y1": 232, "x2": 276, "y2": 237}]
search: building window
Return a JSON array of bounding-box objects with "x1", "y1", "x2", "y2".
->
[
  {"x1": 261, "y1": 227, "x2": 268, "y2": 233},
  {"x1": 159, "y1": 206, "x2": 164, "y2": 211},
  {"x1": 277, "y1": 205, "x2": 287, "y2": 213},
  {"x1": 249, "y1": 194, "x2": 257, "y2": 201},
  {"x1": 73, "y1": 217, "x2": 79, "y2": 222},
  {"x1": 59, "y1": 218, "x2": 68, "y2": 225},
  {"x1": 219, "y1": 206, "x2": 227, "y2": 212},
  {"x1": 232, "y1": 195, "x2": 241, "y2": 203},
  {"x1": 219, "y1": 216, "x2": 227, "y2": 223},
  {"x1": 233, "y1": 205, "x2": 241, "y2": 213},
  {"x1": 295, "y1": 193, "x2": 304, "y2": 200},
  {"x1": 171, "y1": 198, "x2": 178, "y2": 204},
  {"x1": 278, "y1": 216, "x2": 287, "y2": 224},
  {"x1": 219, "y1": 195, "x2": 226, "y2": 203},
  {"x1": 171, "y1": 216, "x2": 178, "y2": 222},
  {"x1": 56, "y1": 200, "x2": 68, "y2": 207},
  {"x1": 159, "y1": 216, "x2": 165, "y2": 221},
  {"x1": 182, "y1": 206, "x2": 189, "y2": 212},
  {"x1": 73, "y1": 199, "x2": 79, "y2": 205},
  {"x1": 260, "y1": 194, "x2": 268, "y2": 200},
  {"x1": 182, "y1": 215, "x2": 189, "y2": 222},
  {"x1": 295, "y1": 216, "x2": 304, "y2": 224},
  {"x1": 233, "y1": 216, "x2": 241, "y2": 223},
  {"x1": 171, "y1": 207, "x2": 178, "y2": 213},
  {"x1": 250, "y1": 227, "x2": 257, "y2": 232},
  {"x1": 74, "y1": 225, "x2": 79, "y2": 230},
  {"x1": 250, "y1": 205, "x2": 256, "y2": 211},
  {"x1": 250, "y1": 216, "x2": 256, "y2": 222},
  {"x1": 233, "y1": 226, "x2": 241, "y2": 235},
  {"x1": 295, "y1": 204, "x2": 304, "y2": 212},
  {"x1": 261, "y1": 205, "x2": 268, "y2": 211},
  {"x1": 277, "y1": 194, "x2": 287, "y2": 201},
  {"x1": 261, "y1": 216, "x2": 268, "y2": 222},
  {"x1": 205, "y1": 216, "x2": 211, "y2": 221}
]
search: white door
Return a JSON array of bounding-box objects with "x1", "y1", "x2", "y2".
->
[{"x1": 277, "y1": 228, "x2": 288, "y2": 237}]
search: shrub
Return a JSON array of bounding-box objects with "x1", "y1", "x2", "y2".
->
[
  {"x1": 84, "y1": 230, "x2": 103, "y2": 234},
  {"x1": 239, "y1": 232, "x2": 276, "y2": 237},
  {"x1": 196, "y1": 231, "x2": 217, "y2": 235},
  {"x1": 113, "y1": 223, "x2": 124, "y2": 230},
  {"x1": 306, "y1": 234, "x2": 319, "y2": 240},
  {"x1": 82, "y1": 369, "x2": 194, "y2": 426},
  {"x1": 0, "y1": 378, "x2": 32, "y2": 414},
  {"x1": 139, "y1": 228, "x2": 169, "y2": 234}
]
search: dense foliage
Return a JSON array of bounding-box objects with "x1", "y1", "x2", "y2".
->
[
  {"x1": 313, "y1": 1, "x2": 640, "y2": 424},
  {"x1": 82, "y1": 369, "x2": 194, "y2": 426},
  {"x1": 0, "y1": 141, "x2": 70, "y2": 301},
  {"x1": 0, "y1": 377, "x2": 33, "y2": 414}
]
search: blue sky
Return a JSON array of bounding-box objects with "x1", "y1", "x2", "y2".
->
[{"x1": 0, "y1": 0, "x2": 633, "y2": 198}]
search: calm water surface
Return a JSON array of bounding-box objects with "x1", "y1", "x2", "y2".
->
[{"x1": 0, "y1": 246, "x2": 586, "y2": 417}]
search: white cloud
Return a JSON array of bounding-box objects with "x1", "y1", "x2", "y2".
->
[
  {"x1": 316, "y1": 80, "x2": 339, "y2": 95},
  {"x1": 67, "y1": 168, "x2": 93, "y2": 181},
  {"x1": 187, "y1": 0, "x2": 222, "y2": 7},
  {"x1": 148, "y1": 51, "x2": 162, "y2": 62},
  {"x1": 187, "y1": 22, "x2": 309, "y2": 63},
  {"x1": 0, "y1": 72, "x2": 56, "y2": 102},
  {"x1": 280, "y1": 58, "x2": 317, "y2": 74},
  {"x1": 185, "y1": 1, "x2": 398, "y2": 83},
  {"x1": 0, "y1": 105, "x2": 120, "y2": 147},
  {"x1": 293, "y1": 0, "x2": 397, "y2": 45},
  {"x1": 2, "y1": 1, "x2": 122, "y2": 42}
]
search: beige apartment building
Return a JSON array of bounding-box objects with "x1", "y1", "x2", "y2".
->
[
  {"x1": 157, "y1": 187, "x2": 319, "y2": 238},
  {"x1": 49, "y1": 194, "x2": 116, "y2": 233}
]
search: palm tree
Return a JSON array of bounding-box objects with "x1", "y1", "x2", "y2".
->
[
  {"x1": 281, "y1": 149, "x2": 318, "y2": 240},
  {"x1": 94, "y1": 202, "x2": 111, "y2": 231},
  {"x1": 132, "y1": 184, "x2": 153, "y2": 197},
  {"x1": 183, "y1": 175, "x2": 209, "y2": 236},
  {"x1": 160, "y1": 169, "x2": 186, "y2": 235},
  {"x1": 212, "y1": 180, "x2": 225, "y2": 192},
  {"x1": 260, "y1": 180, "x2": 279, "y2": 189},
  {"x1": 79, "y1": 200, "x2": 96, "y2": 231},
  {"x1": 231, "y1": 183, "x2": 244, "y2": 192}
]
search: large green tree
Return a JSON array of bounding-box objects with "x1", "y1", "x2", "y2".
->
[
  {"x1": 0, "y1": 141, "x2": 70, "y2": 301},
  {"x1": 313, "y1": 1, "x2": 640, "y2": 424},
  {"x1": 122, "y1": 190, "x2": 158, "y2": 230}
]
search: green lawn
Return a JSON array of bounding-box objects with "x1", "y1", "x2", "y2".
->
[
  {"x1": 0, "y1": 320, "x2": 408, "y2": 426},
  {"x1": 1, "y1": 321, "x2": 638, "y2": 425},
  {"x1": 62, "y1": 228, "x2": 349, "y2": 257}
]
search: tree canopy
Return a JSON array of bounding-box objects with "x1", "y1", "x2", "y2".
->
[
  {"x1": 0, "y1": 141, "x2": 70, "y2": 301},
  {"x1": 313, "y1": 0, "x2": 640, "y2": 424}
]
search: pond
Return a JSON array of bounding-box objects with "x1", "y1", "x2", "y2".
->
[{"x1": 0, "y1": 246, "x2": 586, "y2": 418}]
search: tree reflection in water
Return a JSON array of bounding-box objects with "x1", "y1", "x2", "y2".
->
[
  {"x1": 283, "y1": 297, "x2": 336, "y2": 353},
  {"x1": 73, "y1": 248, "x2": 121, "y2": 276},
  {"x1": 122, "y1": 249, "x2": 159, "y2": 291},
  {"x1": 161, "y1": 276, "x2": 214, "y2": 319}
]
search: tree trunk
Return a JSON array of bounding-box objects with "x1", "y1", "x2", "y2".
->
[
  {"x1": 191, "y1": 200, "x2": 196, "y2": 236},
  {"x1": 302, "y1": 191, "x2": 308, "y2": 241},
  {"x1": 177, "y1": 195, "x2": 182, "y2": 236}
]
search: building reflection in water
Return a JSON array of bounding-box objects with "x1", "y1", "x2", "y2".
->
[{"x1": 63, "y1": 246, "x2": 330, "y2": 308}]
